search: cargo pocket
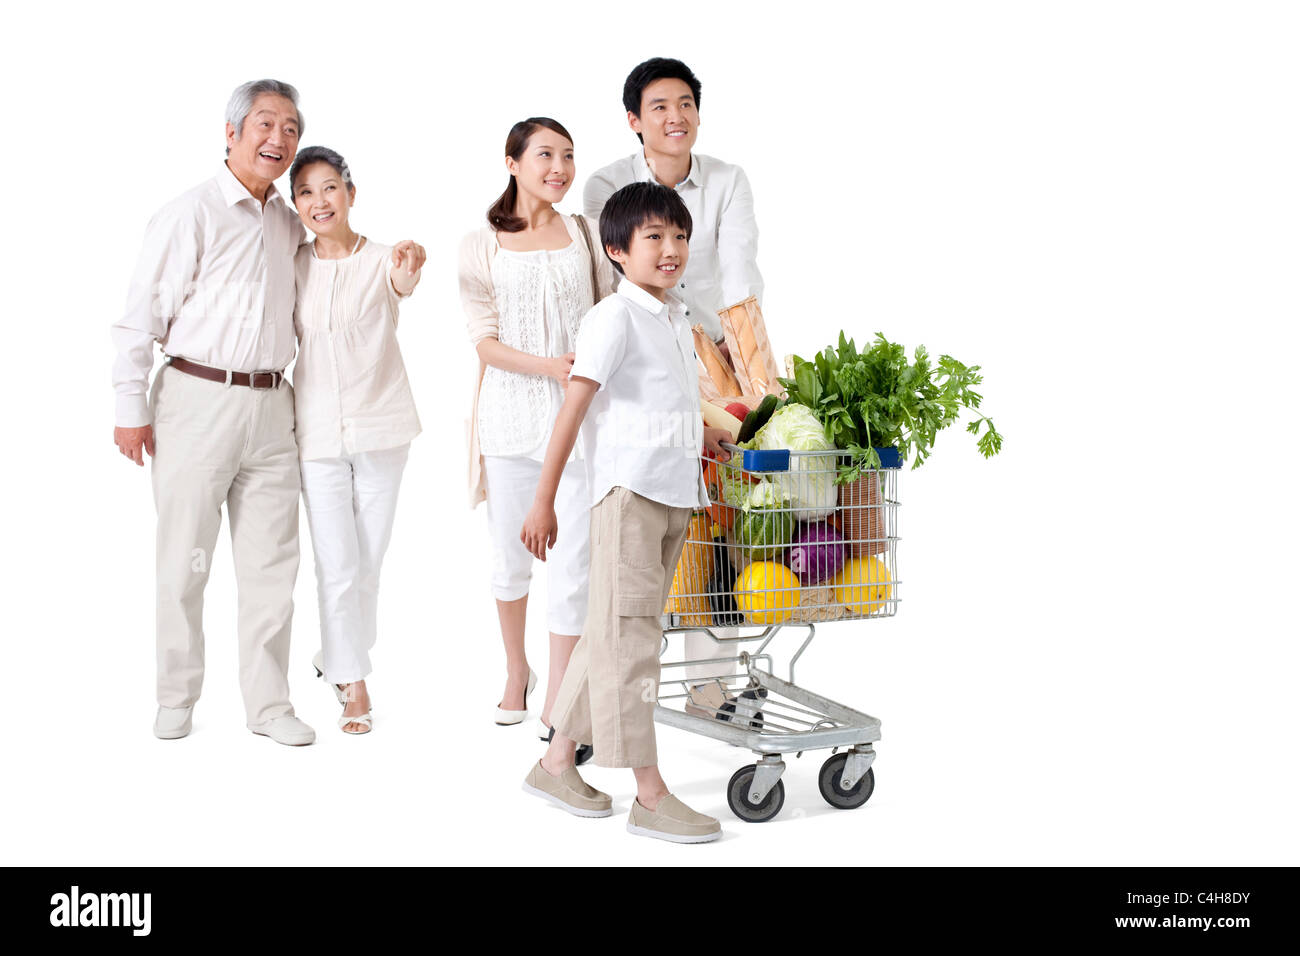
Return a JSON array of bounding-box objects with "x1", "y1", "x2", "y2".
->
[{"x1": 614, "y1": 488, "x2": 668, "y2": 617}]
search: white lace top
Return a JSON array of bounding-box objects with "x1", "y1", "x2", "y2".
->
[
  {"x1": 460, "y1": 214, "x2": 616, "y2": 507},
  {"x1": 478, "y1": 241, "x2": 588, "y2": 459}
]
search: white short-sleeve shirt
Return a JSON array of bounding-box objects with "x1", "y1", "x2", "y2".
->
[{"x1": 570, "y1": 279, "x2": 710, "y2": 510}]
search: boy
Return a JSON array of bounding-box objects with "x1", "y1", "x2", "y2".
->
[{"x1": 520, "y1": 183, "x2": 732, "y2": 844}]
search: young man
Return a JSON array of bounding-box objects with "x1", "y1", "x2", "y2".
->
[
  {"x1": 585, "y1": 57, "x2": 761, "y2": 707},
  {"x1": 583, "y1": 57, "x2": 763, "y2": 355},
  {"x1": 520, "y1": 183, "x2": 733, "y2": 844}
]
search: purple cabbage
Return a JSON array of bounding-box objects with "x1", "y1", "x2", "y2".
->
[{"x1": 785, "y1": 521, "x2": 845, "y2": 585}]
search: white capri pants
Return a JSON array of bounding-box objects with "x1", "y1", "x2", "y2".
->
[
  {"x1": 483, "y1": 455, "x2": 590, "y2": 636},
  {"x1": 300, "y1": 443, "x2": 410, "y2": 684}
]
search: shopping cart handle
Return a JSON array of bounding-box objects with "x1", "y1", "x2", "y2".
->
[{"x1": 714, "y1": 441, "x2": 790, "y2": 473}]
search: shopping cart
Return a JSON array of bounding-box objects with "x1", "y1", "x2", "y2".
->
[{"x1": 657, "y1": 443, "x2": 900, "y2": 822}]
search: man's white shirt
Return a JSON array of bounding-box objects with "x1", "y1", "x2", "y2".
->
[
  {"x1": 570, "y1": 279, "x2": 711, "y2": 511},
  {"x1": 111, "y1": 162, "x2": 304, "y2": 427},
  {"x1": 583, "y1": 151, "x2": 762, "y2": 342}
]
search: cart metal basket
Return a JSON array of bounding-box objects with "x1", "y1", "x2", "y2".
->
[{"x1": 656, "y1": 444, "x2": 900, "y2": 822}]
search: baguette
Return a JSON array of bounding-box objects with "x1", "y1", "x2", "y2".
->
[{"x1": 694, "y1": 325, "x2": 744, "y2": 397}]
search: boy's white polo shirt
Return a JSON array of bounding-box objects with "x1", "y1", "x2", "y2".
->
[{"x1": 571, "y1": 279, "x2": 711, "y2": 511}]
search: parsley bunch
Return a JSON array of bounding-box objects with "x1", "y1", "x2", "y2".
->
[{"x1": 779, "y1": 332, "x2": 1003, "y2": 482}]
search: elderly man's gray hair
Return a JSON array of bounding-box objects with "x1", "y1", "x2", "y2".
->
[{"x1": 226, "y1": 79, "x2": 304, "y2": 147}]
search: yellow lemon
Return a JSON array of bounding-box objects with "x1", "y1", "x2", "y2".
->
[
  {"x1": 735, "y1": 562, "x2": 801, "y2": 625},
  {"x1": 832, "y1": 556, "x2": 893, "y2": 616}
]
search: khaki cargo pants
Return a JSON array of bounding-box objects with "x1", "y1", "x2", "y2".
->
[{"x1": 550, "y1": 486, "x2": 692, "y2": 768}]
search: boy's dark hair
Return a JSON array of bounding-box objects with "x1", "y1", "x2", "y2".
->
[
  {"x1": 599, "y1": 182, "x2": 693, "y2": 275},
  {"x1": 622, "y1": 57, "x2": 702, "y2": 143}
]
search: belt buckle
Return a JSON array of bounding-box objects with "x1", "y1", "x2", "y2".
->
[{"x1": 249, "y1": 371, "x2": 278, "y2": 390}]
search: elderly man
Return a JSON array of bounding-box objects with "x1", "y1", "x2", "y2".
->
[{"x1": 112, "y1": 79, "x2": 315, "y2": 745}]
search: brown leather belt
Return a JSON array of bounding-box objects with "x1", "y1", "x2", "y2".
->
[{"x1": 167, "y1": 356, "x2": 285, "y2": 390}]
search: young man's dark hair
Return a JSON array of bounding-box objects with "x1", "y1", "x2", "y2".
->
[
  {"x1": 622, "y1": 57, "x2": 703, "y2": 143},
  {"x1": 599, "y1": 182, "x2": 694, "y2": 276}
]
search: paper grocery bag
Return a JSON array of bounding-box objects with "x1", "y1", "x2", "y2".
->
[
  {"x1": 839, "y1": 474, "x2": 888, "y2": 557},
  {"x1": 718, "y1": 297, "x2": 784, "y2": 397}
]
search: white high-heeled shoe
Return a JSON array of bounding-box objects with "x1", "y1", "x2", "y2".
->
[
  {"x1": 495, "y1": 667, "x2": 537, "y2": 726},
  {"x1": 311, "y1": 650, "x2": 346, "y2": 704}
]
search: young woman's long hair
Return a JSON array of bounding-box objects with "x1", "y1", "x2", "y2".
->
[{"x1": 487, "y1": 117, "x2": 575, "y2": 233}]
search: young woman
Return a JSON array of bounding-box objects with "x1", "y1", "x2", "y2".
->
[
  {"x1": 461, "y1": 118, "x2": 614, "y2": 752},
  {"x1": 289, "y1": 145, "x2": 425, "y2": 735}
]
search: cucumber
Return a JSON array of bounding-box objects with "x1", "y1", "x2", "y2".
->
[{"x1": 737, "y1": 394, "x2": 781, "y2": 444}]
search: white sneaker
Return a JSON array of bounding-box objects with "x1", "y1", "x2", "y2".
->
[
  {"x1": 153, "y1": 705, "x2": 193, "y2": 740},
  {"x1": 249, "y1": 715, "x2": 316, "y2": 746}
]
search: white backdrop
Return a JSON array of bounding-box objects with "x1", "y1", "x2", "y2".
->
[{"x1": 4, "y1": 0, "x2": 1297, "y2": 865}]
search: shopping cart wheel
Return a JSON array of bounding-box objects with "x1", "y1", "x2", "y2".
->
[
  {"x1": 818, "y1": 753, "x2": 875, "y2": 810},
  {"x1": 726, "y1": 766, "x2": 785, "y2": 823}
]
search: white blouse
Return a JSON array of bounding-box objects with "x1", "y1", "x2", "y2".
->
[
  {"x1": 291, "y1": 238, "x2": 421, "y2": 461},
  {"x1": 478, "y1": 241, "x2": 587, "y2": 460},
  {"x1": 459, "y1": 214, "x2": 616, "y2": 507}
]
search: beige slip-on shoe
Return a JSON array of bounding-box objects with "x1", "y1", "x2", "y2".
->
[
  {"x1": 627, "y1": 794, "x2": 722, "y2": 844},
  {"x1": 153, "y1": 705, "x2": 193, "y2": 740},
  {"x1": 249, "y1": 715, "x2": 316, "y2": 746},
  {"x1": 521, "y1": 761, "x2": 612, "y2": 818}
]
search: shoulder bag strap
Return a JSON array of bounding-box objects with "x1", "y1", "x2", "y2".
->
[{"x1": 572, "y1": 213, "x2": 601, "y2": 306}]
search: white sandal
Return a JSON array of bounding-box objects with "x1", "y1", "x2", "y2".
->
[
  {"x1": 315, "y1": 651, "x2": 373, "y2": 734},
  {"x1": 338, "y1": 709, "x2": 373, "y2": 735},
  {"x1": 495, "y1": 667, "x2": 537, "y2": 726}
]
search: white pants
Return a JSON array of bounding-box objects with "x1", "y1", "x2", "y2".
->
[
  {"x1": 686, "y1": 628, "x2": 738, "y2": 682},
  {"x1": 149, "y1": 365, "x2": 301, "y2": 727},
  {"x1": 300, "y1": 444, "x2": 410, "y2": 684},
  {"x1": 483, "y1": 455, "x2": 590, "y2": 635}
]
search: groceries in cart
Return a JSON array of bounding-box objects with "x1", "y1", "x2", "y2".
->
[{"x1": 665, "y1": 329, "x2": 1003, "y2": 630}]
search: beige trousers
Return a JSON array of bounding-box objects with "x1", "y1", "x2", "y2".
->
[
  {"x1": 550, "y1": 487, "x2": 691, "y2": 769},
  {"x1": 149, "y1": 364, "x2": 301, "y2": 727}
]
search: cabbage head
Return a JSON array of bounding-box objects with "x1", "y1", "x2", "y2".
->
[{"x1": 745, "y1": 403, "x2": 838, "y2": 519}]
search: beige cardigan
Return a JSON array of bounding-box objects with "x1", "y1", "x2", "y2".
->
[{"x1": 461, "y1": 214, "x2": 616, "y2": 507}]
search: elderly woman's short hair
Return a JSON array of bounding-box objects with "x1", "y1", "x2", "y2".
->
[
  {"x1": 226, "y1": 79, "x2": 304, "y2": 151},
  {"x1": 289, "y1": 146, "x2": 355, "y2": 196}
]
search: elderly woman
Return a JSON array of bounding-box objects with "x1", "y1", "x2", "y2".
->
[
  {"x1": 288, "y1": 145, "x2": 426, "y2": 734},
  {"x1": 461, "y1": 117, "x2": 614, "y2": 752}
]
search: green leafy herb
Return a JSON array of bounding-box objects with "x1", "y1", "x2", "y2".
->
[{"x1": 779, "y1": 332, "x2": 1003, "y2": 482}]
